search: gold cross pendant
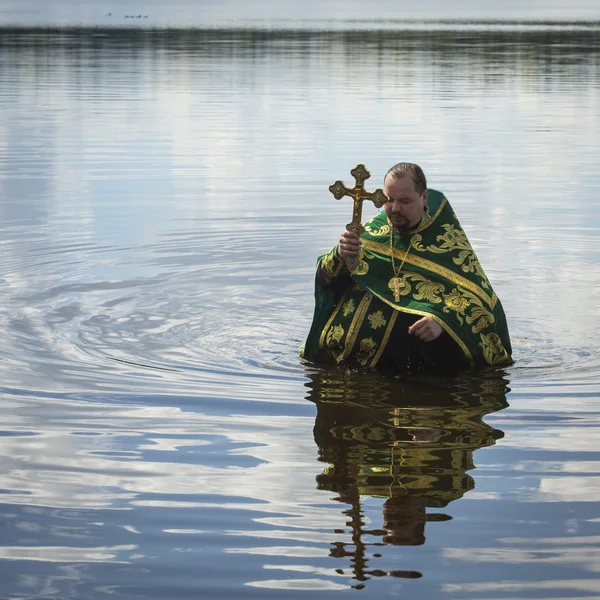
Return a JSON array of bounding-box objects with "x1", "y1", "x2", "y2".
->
[{"x1": 389, "y1": 277, "x2": 405, "y2": 302}]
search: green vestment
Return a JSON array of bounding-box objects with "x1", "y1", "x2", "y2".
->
[{"x1": 302, "y1": 189, "x2": 512, "y2": 369}]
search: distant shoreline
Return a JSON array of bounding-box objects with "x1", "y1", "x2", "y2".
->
[{"x1": 1, "y1": 19, "x2": 600, "y2": 33}]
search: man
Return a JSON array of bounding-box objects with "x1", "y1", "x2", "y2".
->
[{"x1": 302, "y1": 162, "x2": 512, "y2": 370}]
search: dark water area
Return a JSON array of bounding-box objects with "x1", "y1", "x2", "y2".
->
[{"x1": 0, "y1": 24, "x2": 600, "y2": 599}]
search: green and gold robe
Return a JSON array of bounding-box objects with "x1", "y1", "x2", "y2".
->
[{"x1": 302, "y1": 189, "x2": 512, "y2": 369}]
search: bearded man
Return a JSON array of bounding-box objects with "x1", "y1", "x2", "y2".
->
[{"x1": 302, "y1": 162, "x2": 512, "y2": 371}]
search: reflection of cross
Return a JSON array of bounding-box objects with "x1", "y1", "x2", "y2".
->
[{"x1": 329, "y1": 164, "x2": 388, "y2": 271}]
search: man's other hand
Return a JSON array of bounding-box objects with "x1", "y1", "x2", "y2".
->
[
  {"x1": 408, "y1": 317, "x2": 443, "y2": 342},
  {"x1": 337, "y1": 231, "x2": 362, "y2": 260}
]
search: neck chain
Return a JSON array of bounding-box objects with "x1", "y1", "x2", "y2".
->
[{"x1": 389, "y1": 226, "x2": 415, "y2": 303}]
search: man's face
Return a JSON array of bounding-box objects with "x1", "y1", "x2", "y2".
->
[{"x1": 383, "y1": 174, "x2": 428, "y2": 234}]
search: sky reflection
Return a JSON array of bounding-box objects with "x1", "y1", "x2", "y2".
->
[{"x1": 1, "y1": 22, "x2": 600, "y2": 600}]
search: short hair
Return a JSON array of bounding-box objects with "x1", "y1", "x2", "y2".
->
[{"x1": 384, "y1": 163, "x2": 427, "y2": 195}]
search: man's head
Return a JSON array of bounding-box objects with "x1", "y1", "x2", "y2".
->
[{"x1": 383, "y1": 162, "x2": 428, "y2": 234}]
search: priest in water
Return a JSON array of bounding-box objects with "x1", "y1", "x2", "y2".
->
[{"x1": 302, "y1": 163, "x2": 512, "y2": 371}]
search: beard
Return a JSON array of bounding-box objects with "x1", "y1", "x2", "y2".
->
[{"x1": 390, "y1": 214, "x2": 416, "y2": 234}]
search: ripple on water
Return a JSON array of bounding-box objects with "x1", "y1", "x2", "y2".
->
[
  {"x1": 3, "y1": 218, "x2": 600, "y2": 397},
  {"x1": 1, "y1": 223, "x2": 311, "y2": 398},
  {"x1": 509, "y1": 328, "x2": 600, "y2": 388}
]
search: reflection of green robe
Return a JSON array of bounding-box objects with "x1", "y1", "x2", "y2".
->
[
  {"x1": 303, "y1": 189, "x2": 512, "y2": 368},
  {"x1": 310, "y1": 371, "x2": 509, "y2": 505}
]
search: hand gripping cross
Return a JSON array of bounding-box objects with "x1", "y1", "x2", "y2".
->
[{"x1": 329, "y1": 164, "x2": 387, "y2": 272}]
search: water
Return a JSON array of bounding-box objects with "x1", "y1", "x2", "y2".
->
[{"x1": 1, "y1": 16, "x2": 600, "y2": 600}]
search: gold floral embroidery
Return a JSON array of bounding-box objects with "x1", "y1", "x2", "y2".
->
[
  {"x1": 480, "y1": 333, "x2": 510, "y2": 365},
  {"x1": 325, "y1": 324, "x2": 345, "y2": 348},
  {"x1": 320, "y1": 249, "x2": 339, "y2": 276},
  {"x1": 355, "y1": 259, "x2": 369, "y2": 276},
  {"x1": 360, "y1": 337, "x2": 377, "y2": 353},
  {"x1": 410, "y1": 274, "x2": 445, "y2": 303},
  {"x1": 412, "y1": 224, "x2": 490, "y2": 289},
  {"x1": 462, "y1": 289, "x2": 495, "y2": 333},
  {"x1": 362, "y1": 239, "x2": 495, "y2": 309},
  {"x1": 356, "y1": 337, "x2": 378, "y2": 365},
  {"x1": 367, "y1": 311, "x2": 387, "y2": 330},
  {"x1": 441, "y1": 286, "x2": 495, "y2": 333},
  {"x1": 389, "y1": 272, "x2": 445, "y2": 304},
  {"x1": 453, "y1": 249, "x2": 488, "y2": 284},
  {"x1": 354, "y1": 248, "x2": 375, "y2": 276},
  {"x1": 443, "y1": 288, "x2": 470, "y2": 324},
  {"x1": 342, "y1": 299, "x2": 356, "y2": 317},
  {"x1": 364, "y1": 223, "x2": 391, "y2": 237},
  {"x1": 437, "y1": 224, "x2": 469, "y2": 250}
]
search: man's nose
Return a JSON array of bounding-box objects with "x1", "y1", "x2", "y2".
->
[{"x1": 392, "y1": 200, "x2": 403, "y2": 212}]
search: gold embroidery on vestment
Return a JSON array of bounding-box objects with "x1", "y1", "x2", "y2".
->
[
  {"x1": 320, "y1": 249, "x2": 344, "y2": 277},
  {"x1": 353, "y1": 248, "x2": 375, "y2": 276},
  {"x1": 367, "y1": 310, "x2": 387, "y2": 330},
  {"x1": 409, "y1": 273, "x2": 445, "y2": 303},
  {"x1": 369, "y1": 291, "x2": 475, "y2": 366},
  {"x1": 356, "y1": 337, "x2": 378, "y2": 366},
  {"x1": 342, "y1": 299, "x2": 356, "y2": 317},
  {"x1": 325, "y1": 324, "x2": 345, "y2": 348},
  {"x1": 361, "y1": 239, "x2": 495, "y2": 309},
  {"x1": 480, "y1": 332, "x2": 509, "y2": 365},
  {"x1": 339, "y1": 292, "x2": 373, "y2": 362},
  {"x1": 441, "y1": 286, "x2": 495, "y2": 334},
  {"x1": 388, "y1": 271, "x2": 446, "y2": 304},
  {"x1": 364, "y1": 223, "x2": 391, "y2": 237},
  {"x1": 412, "y1": 223, "x2": 491, "y2": 290},
  {"x1": 318, "y1": 289, "x2": 349, "y2": 350},
  {"x1": 462, "y1": 288, "x2": 495, "y2": 333},
  {"x1": 320, "y1": 250, "x2": 335, "y2": 275},
  {"x1": 443, "y1": 288, "x2": 470, "y2": 325},
  {"x1": 370, "y1": 310, "x2": 399, "y2": 368},
  {"x1": 426, "y1": 196, "x2": 448, "y2": 228}
]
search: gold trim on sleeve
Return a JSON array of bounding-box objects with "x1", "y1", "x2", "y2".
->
[{"x1": 319, "y1": 248, "x2": 345, "y2": 278}]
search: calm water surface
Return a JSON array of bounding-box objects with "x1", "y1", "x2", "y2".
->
[{"x1": 0, "y1": 24, "x2": 599, "y2": 599}]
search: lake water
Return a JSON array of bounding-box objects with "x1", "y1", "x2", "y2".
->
[{"x1": 1, "y1": 16, "x2": 600, "y2": 600}]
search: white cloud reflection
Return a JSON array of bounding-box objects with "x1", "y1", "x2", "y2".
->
[
  {"x1": 0, "y1": 545, "x2": 136, "y2": 564},
  {"x1": 443, "y1": 579, "x2": 600, "y2": 594},
  {"x1": 0, "y1": 393, "x2": 328, "y2": 519}
]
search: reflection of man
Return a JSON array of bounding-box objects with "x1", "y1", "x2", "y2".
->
[
  {"x1": 302, "y1": 163, "x2": 512, "y2": 370},
  {"x1": 308, "y1": 370, "x2": 509, "y2": 584}
]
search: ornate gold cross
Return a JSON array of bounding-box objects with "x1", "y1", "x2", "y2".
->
[
  {"x1": 329, "y1": 164, "x2": 387, "y2": 272},
  {"x1": 388, "y1": 276, "x2": 407, "y2": 303}
]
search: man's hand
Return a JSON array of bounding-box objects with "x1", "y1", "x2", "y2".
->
[
  {"x1": 408, "y1": 317, "x2": 443, "y2": 342},
  {"x1": 337, "y1": 231, "x2": 362, "y2": 260}
]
